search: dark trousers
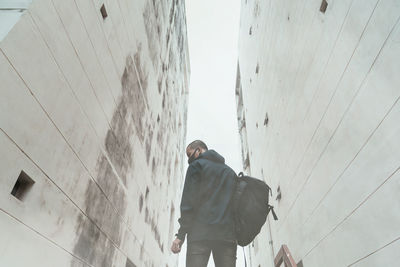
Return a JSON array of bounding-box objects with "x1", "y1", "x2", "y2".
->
[{"x1": 186, "y1": 240, "x2": 237, "y2": 267}]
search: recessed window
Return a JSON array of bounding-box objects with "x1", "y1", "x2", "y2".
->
[
  {"x1": 11, "y1": 171, "x2": 35, "y2": 201},
  {"x1": 320, "y1": 0, "x2": 328, "y2": 13},
  {"x1": 100, "y1": 4, "x2": 108, "y2": 19},
  {"x1": 125, "y1": 258, "x2": 136, "y2": 267}
]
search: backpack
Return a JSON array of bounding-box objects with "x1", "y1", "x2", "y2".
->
[{"x1": 233, "y1": 172, "x2": 278, "y2": 247}]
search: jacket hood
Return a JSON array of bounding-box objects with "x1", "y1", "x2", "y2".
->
[{"x1": 198, "y1": 149, "x2": 225, "y2": 164}]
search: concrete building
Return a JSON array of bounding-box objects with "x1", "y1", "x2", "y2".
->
[
  {"x1": 236, "y1": 0, "x2": 400, "y2": 266},
  {"x1": 0, "y1": 0, "x2": 189, "y2": 266}
]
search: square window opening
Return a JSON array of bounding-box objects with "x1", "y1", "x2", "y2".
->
[
  {"x1": 100, "y1": 4, "x2": 108, "y2": 19},
  {"x1": 11, "y1": 171, "x2": 35, "y2": 201},
  {"x1": 320, "y1": 0, "x2": 328, "y2": 13}
]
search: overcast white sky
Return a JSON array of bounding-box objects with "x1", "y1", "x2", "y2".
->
[
  {"x1": 177, "y1": 0, "x2": 243, "y2": 266},
  {"x1": 184, "y1": 0, "x2": 242, "y2": 169}
]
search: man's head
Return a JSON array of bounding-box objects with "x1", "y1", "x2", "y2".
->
[{"x1": 186, "y1": 140, "x2": 208, "y2": 164}]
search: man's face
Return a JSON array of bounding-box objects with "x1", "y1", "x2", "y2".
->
[
  {"x1": 186, "y1": 147, "x2": 196, "y2": 158},
  {"x1": 186, "y1": 147, "x2": 201, "y2": 164},
  {"x1": 186, "y1": 147, "x2": 194, "y2": 158}
]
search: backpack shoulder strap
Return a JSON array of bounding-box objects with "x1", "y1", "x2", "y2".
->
[{"x1": 268, "y1": 205, "x2": 278, "y2": 220}]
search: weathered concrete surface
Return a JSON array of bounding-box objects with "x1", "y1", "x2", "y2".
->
[
  {"x1": 0, "y1": 0, "x2": 189, "y2": 266},
  {"x1": 237, "y1": 0, "x2": 400, "y2": 266}
]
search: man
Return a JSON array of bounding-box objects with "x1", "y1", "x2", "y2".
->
[{"x1": 171, "y1": 140, "x2": 238, "y2": 267}]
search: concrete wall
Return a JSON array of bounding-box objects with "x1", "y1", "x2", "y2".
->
[
  {"x1": 0, "y1": 0, "x2": 190, "y2": 266},
  {"x1": 236, "y1": 0, "x2": 400, "y2": 266}
]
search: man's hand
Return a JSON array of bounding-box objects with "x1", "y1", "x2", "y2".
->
[{"x1": 171, "y1": 238, "x2": 183, "y2": 254}]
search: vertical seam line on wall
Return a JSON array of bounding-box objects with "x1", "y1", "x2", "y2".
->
[
  {"x1": 304, "y1": 165, "x2": 400, "y2": 259},
  {"x1": 278, "y1": 12, "x2": 400, "y2": 233},
  {"x1": 278, "y1": 0, "x2": 358, "y2": 195},
  {"x1": 264, "y1": 0, "x2": 318, "y2": 164},
  {"x1": 259, "y1": 0, "x2": 319, "y2": 194},
  {"x1": 277, "y1": 0, "x2": 382, "y2": 230},
  {"x1": 303, "y1": 94, "x2": 400, "y2": 242},
  {"x1": 265, "y1": 0, "x2": 313, "y2": 144},
  {"x1": 278, "y1": 0, "x2": 378, "y2": 226},
  {"x1": 261, "y1": 3, "x2": 323, "y2": 189},
  {"x1": 347, "y1": 236, "x2": 400, "y2": 266},
  {"x1": 284, "y1": 0, "x2": 378, "y2": 192},
  {"x1": 301, "y1": 15, "x2": 400, "y2": 224},
  {"x1": 301, "y1": 0, "x2": 365, "y2": 122}
]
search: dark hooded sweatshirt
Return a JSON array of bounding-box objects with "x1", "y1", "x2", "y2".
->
[{"x1": 175, "y1": 149, "x2": 237, "y2": 243}]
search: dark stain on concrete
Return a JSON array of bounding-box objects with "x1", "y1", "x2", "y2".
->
[
  {"x1": 168, "y1": 201, "x2": 175, "y2": 243},
  {"x1": 104, "y1": 129, "x2": 131, "y2": 187},
  {"x1": 255, "y1": 63, "x2": 259, "y2": 74},
  {"x1": 152, "y1": 157, "x2": 156, "y2": 174},
  {"x1": 264, "y1": 112, "x2": 269, "y2": 126},
  {"x1": 244, "y1": 152, "x2": 250, "y2": 170},
  {"x1": 133, "y1": 46, "x2": 149, "y2": 98},
  {"x1": 158, "y1": 77, "x2": 163, "y2": 93},
  {"x1": 253, "y1": 1, "x2": 260, "y2": 17},
  {"x1": 169, "y1": 0, "x2": 175, "y2": 25},
  {"x1": 96, "y1": 155, "x2": 129, "y2": 215},
  {"x1": 71, "y1": 214, "x2": 113, "y2": 267},
  {"x1": 168, "y1": 47, "x2": 176, "y2": 73},
  {"x1": 72, "y1": 178, "x2": 126, "y2": 267},
  {"x1": 174, "y1": 153, "x2": 179, "y2": 170},
  {"x1": 103, "y1": 46, "x2": 151, "y2": 184},
  {"x1": 121, "y1": 52, "x2": 148, "y2": 144},
  {"x1": 143, "y1": 0, "x2": 164, "y2": 70},
  {"x1": 173, "y1": 4, "x2": 187, "y2": 73},
  {"x1": 103, "y1": 49, "x2": 150, "y2": 182},
  {"x1": 145, "y1": 128, "x2": 153, "y2": 165},
  {"x1": 139, "y1": 194, "x2": 144, "y2": 212},
  {"x1": 72, "y1": 143, "x2": 129, "y2": 266},
  {"x1": 144, "y1": 207, "x2": 164, "y2": 252},
  {"x1": 72, "y1": 49, "x2": 152, "y2": 266},
  {"x1": 162, "y1": 91, "x2": 166, "y2": 108},
  {"x1": 70, "y1": 0, "x2": 191, "y2": 265},
  {"x1": 139, "y1": 242, "x2": 145, "y2": 261}
]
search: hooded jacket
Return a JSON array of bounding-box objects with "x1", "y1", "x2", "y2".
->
[{"x1": 176, "y1": 149, "x2": 237, "y2": 243}]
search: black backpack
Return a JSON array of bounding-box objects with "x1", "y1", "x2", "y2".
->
[{"x1": 233, "y1": 172, "x2": 278, "y2": 247}]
